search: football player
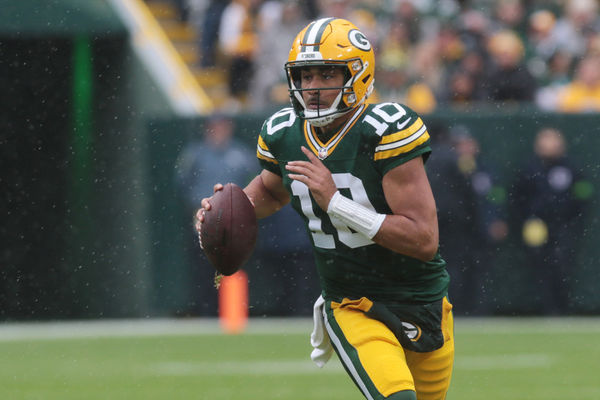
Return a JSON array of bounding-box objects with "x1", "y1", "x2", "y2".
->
[{"x1": 196, "y1": 18, "x2": 454, "y2": 400}]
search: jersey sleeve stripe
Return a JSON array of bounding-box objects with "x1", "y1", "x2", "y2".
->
[
  {"x1": 257, "y1": 135, "x2": 269, "y2": 151},
  {"x1": 378, "y1": 117, "x2": 424, "y2": 145},
  {"x1": 257, "y1": 136, "x2": 278, "y2": 164},
  {"x1": 375, "y1": 124, "x2": 427, "y2": 152},
  {"x1": 373, "y1": 128, "x2": 430, "y2": 160}
]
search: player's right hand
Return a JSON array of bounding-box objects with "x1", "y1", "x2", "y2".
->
[{"x1": 193, "y1": 183, "x2": 224, "y2": 247}]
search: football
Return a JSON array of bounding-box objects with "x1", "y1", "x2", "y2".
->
[{"x1": 200, "y1": 183, "x2": 257, "y2": 276}]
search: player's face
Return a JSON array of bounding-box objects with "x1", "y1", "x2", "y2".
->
[{"x1": 299, "y1": 66, "x2": 345, "y2": 110}]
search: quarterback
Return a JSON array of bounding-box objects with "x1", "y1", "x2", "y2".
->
[{"x1": 196, "y1": 18, "x2": 454, "y2": 400}]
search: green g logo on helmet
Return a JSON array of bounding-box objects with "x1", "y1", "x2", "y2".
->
[{"x1": 348, "y1": 29, "x2": 371, "y2": 51}]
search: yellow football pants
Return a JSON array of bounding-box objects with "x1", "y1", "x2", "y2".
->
[{"x1": 324, "y1": 297, "x2": 454, "y2": 400}]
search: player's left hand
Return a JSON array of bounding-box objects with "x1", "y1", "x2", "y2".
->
[
  {"x1": 286, "y1": 146, "x2": 338, "y2": 211},
  {"x1": 193, "y1": 183, "x2": 225, "y2": 249}
]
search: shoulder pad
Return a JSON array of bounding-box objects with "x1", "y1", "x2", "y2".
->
[
  {"x1": 361, "y1": 102, "x2": 417, "y2": 137},
  {"x1": 362, "y1": 103, "x2": 430, "y2": 161},
  {"x1": 260, "y1": 108, "x2": 298, "y2": 138}
]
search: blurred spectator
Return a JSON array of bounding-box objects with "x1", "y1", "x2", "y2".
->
[
  {"x1": 455, "y1": 8, "x2": 490, "y2": 53},
  {"x1": 430, "y1": 24, "x2": 464, "y2": 82},
  {"x1": 174, "y1": 114, "x2": 258, "y2": 315},
  {"x1": 175, "y1": 114, "x2": 257, "y2": 209},
  {"x1": 317, "y1": 0, "x2": 352, "y2": 19},
  {"x1": 378, "y1": 18, "x2": 411, "y2": 72},
  {"x1": 402, "y1": 35, "x2": 445, "y2": 112},
  {"x1": 446, "y1": 69, "x2": 478, "y2": 104},
  {"x1": 587, "y1": 32, "x2": 600, "y2": 55},
  {"x1": 348, "y1": 7, "x2": 380, "y2": 48},
  {"x1": 427, "y1": 126, "x2": 474, "y2": 315},
  {"x1": 527, "y1": 9, "x2": 559, "y2": 70},
  {"x1": 376, "y1": 19, "x2": 412, "y2": 103},
  {"x1": 249, "y1": 0, "x2": 309, "y2": 111},
  {"x1": 249, "y1": 205, "x2": 319, "y2": 316},
  {"x1": 218, "y1": 0, "x2": 261, "y2": 107},
  {"x1": 376, "y1": 17, "x2": 439, "y2": 113},
  {"x1": 439, "y1": 49, "x2": 488, "y2": 105},
  {"x1": 198, "y1": 0, "x2": 230, "y2": 68},
  {"x1": 535, "y1": 50, "x2": 573, "y2": 111},
  {"x1": 557, "y1": 55, "x2": 600, "y2": 112},
  {"x1": 490, "y1": 0, "x2": 527, "y2": 37},
  {"x1": 390, "y1": 0, "x2": 423, "y2": 43},
  {"x1": 301, "y1": 0, "x2": 319, "y2": 20},
  {"x1": 427, "y1": 125, "x2": 507, "y2": 315},
  {"x1": 552, "y1": 0, "x2": 600, "y2": 59},
  {"x1": 484, "y1": 29, "x2": 537, "y2": 102},
  {"x1": 453, "y1": 129, "x2": 508, "y2": 244},
  {"x1": 511, "y1": 128, "x2": 593, "y2": 314},
  {"x1": 171, "y1": 0, "x2": 191, "y2": 22},
  {"x1": 454, "y1": 127, "x2": 509, "y2": 315}
]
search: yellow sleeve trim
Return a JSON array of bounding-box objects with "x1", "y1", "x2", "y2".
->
[
  {"x1": 374, "y1": 130, "x2": 430, "y2": 161},
  {"x1": 256, "y1": 136, "x2": 278, "y2": 164},
  {"x1": 379, "y1": 117, "x2": 424, "y2": 145},
  {"x1": 257, "y1": 136, "x2": 268, "y2": 150}
]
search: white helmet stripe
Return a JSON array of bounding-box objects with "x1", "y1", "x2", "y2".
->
[{"x1": 301, "y1": 17, "x2": 335, "y2": 52}]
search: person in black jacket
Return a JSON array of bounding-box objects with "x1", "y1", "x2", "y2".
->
[
  {"x1": 512, "y1": 127, "x2": 592, "y2": 314},
  {"x1": 428, "y1": 126, "x2": 507, "y2": 315},
  {"x1": 484, "y1": 30, "x2": 537, "y2": 102}
]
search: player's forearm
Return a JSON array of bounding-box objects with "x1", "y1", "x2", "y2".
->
[
  {"x1": 244, "y1": 173, "x2": 289, "y2": 219},
  {"x1": 373, "y1": 214, "x2": 439, "y2": 262},
  {"x1": 325, "y1": 190, "x2": 438, "y2": 261}
]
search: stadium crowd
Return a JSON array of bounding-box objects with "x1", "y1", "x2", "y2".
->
[{"x1": 167, "y1": 0, "x2": 600, "y2": 113}]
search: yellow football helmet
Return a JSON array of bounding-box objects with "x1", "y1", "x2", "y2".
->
[{"x1": 285, "y1": 18, "x2": 375, "y2": 127}]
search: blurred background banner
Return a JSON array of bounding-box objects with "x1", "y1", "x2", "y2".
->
[{"x1": 1, "y1": 0, "x2": 599, "y2": 320}]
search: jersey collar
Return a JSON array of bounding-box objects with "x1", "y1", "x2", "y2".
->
[{"x1": 304, "y1": 105, "x2": 366, "y2": 160}]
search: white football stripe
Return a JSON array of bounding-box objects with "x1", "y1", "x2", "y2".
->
[{"x1": 304, "y1": 18, "x2": 333, "y2": 52}]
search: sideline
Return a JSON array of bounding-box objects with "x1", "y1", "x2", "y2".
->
[
  {"x1": 1, "y1": 317, "x2": 599, "y2": 342},
  {"x1": 0, "y1": 317, "x2": 312, "y2": 341}
]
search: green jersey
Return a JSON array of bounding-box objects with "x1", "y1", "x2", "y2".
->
[{"x1": 256, "y1": 102, "x2": 449, "y2": 303}]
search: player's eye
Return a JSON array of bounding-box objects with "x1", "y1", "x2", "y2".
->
[{"x1": 323, "y1": 68, "x2": 342, "y2": 81}]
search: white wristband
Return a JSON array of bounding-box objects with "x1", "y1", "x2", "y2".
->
[{"x1": 327, "y1": 191, "x2": 386, "y2": 239}]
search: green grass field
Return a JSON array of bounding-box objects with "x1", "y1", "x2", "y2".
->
[{"x1": 1, "y1": 317, "x2": 599, "y2": 400}]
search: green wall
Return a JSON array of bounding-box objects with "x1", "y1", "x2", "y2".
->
[
  {"x1": 145, "y1": 110, "x2": 600, "y2": 316},
  {"x1": 1, "y1": 33, "x2": 172, "y2": 320}
]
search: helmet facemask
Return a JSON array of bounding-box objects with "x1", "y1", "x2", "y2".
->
[
  {"x1": 285, "y1": 59, "x2": 372, "y2": 127},
  {"x1": 286, "y1": 18, "x2": 376, "y2": 126}
]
